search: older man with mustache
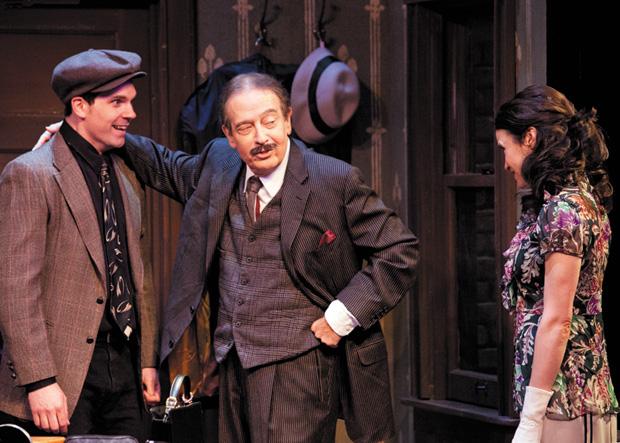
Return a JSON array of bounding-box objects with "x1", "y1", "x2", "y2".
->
[{"x1": 37, "y1": 72, "x2": 418, "y2": 443}]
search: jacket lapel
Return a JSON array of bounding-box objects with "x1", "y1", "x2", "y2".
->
[
  {"x1": 112, "y1": 155, "x2": 143, "y2": 293},
  {"x1": 205, "y1": 152, "x2": 243, "y2": 270},
  {"x1": 51, "y1": 135, "x2": 105, "y2": 279},
  {"x1": 280, "y1": 141, "x2": 310, "y2": 268}
]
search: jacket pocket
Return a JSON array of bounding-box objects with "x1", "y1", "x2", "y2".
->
[{"x1": 356, "y1": 339, "x2": 387, "y2": 366}]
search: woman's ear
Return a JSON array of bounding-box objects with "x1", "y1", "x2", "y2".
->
[{"x1": 523, "y1": 126, "x2": 537, "y2": 152}]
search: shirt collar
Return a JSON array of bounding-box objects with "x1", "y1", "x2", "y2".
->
[
  {"x1": 60, "y1": 120, "x2": 108, "y2": 171},
  {"x1": 244, "y1": 138, "x2": 291, "y2": 198}
]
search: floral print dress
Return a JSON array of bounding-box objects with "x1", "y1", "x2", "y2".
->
[{"x1": 501, "y1": 179, "x2": 619, "y2": 419}]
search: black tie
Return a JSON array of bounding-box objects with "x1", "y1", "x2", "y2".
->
[
  {"x1": 246, "y1": 176, "x2": 263, "y2": 222},
  {"x1": 100, "y1": 161, "x2": 136, "y2": 339}
]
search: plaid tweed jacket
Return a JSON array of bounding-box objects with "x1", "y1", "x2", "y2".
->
[
  {"x1": 0, "y1": 133, "x2": 158, "y2": 420},
  {"x1": 124, "y1": 134, "x2": 419, "y2": 442}
]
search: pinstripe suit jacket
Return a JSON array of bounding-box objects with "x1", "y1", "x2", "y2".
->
[
  {"x1": 0, "y1": 133, "x2": 158, "y2": 420},
  {"x1": 124, "y1": 134, "x2": 419, "y2": 442}
]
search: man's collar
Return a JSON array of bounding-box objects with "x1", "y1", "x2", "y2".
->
[
  {"x1": 244, "y1": 138, "x2": 291, "y2": 197},
  {"x1": 60, "y1": 120, "x2": 107, "y2": 171}
]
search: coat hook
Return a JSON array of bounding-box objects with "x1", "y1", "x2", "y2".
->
[
  {"x1": 313, "y1": 0, "x2": 327, "y2": 44},
  {"x1": 255, "y1": 0, "x2": 281, "y2": 47}
]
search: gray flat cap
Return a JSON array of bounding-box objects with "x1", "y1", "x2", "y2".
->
[{"x1": 51, "y1": 48, "x2": 146, "y2": 103}]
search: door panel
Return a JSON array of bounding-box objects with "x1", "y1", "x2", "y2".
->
[
  {"x1": 0, "y1": 7, "x2": 152, "y2": 163},
  {"x1": 0, "y1": 0, "x2": 196, "y2": 327}
]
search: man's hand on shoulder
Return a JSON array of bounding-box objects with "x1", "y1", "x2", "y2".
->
[
  {"x1": 33, "y1": 121, "x2": 62, "y2": 150},
  {"x1": 311, "y1": 317, "x2": 342, "y2": 348},
  {"x1": 27, "y1": 382, "x2": 69, "y2": 434}
]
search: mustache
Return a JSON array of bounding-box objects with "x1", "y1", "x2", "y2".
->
[{"x1": 250, "y1": 143, "x2": 276, "y2": 156}]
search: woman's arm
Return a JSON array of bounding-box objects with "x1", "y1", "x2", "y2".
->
[
  {"x1": 530, "y1": 252, "x2": 580, "y2": 389},
  {"x1": 512, "y1": 252, "x2": 580, "y2": 443}
]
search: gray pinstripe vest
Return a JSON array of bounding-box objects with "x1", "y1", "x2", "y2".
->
[{"x1": 213, "y1": 181, "x2": 323, "y2": 369}]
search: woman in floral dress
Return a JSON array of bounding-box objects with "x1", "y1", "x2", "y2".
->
[{"x1": 496, "y1": 85, "x2": 617, "y2": 443}]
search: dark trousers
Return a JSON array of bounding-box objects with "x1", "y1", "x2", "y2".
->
[
  {"x1": 0, "y1": 333, "x2": 145, "y2": 441},
  {"x1": 70, "y1": 333, "x2": 145, "y2": 441},
  {"x1": 219, "y1": 346, "x2": 340, "y2": 443}
]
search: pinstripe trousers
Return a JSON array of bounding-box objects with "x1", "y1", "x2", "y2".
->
[
  {"x1": 219, "y1": 346, "x2": 340, "y2": 443},
  {"x1": 541, "y1": 414, "x2": 617, "y2": 443}
]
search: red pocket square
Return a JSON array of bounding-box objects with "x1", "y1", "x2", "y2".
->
[{"x1": 318, "y1": 229, "x2": 336, "y2": 246}]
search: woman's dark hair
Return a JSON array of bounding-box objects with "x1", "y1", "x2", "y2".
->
[{"x1": 495, "y1": 84, "x2": 613, "y2": 212}]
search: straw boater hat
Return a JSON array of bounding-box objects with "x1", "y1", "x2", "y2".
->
[{"x1": 291, "y1": 46, "x2": 360, "y2": 145}]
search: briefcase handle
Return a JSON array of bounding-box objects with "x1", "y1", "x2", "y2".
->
[{"x1": 164, "y1": 374, "x2": 193, "y2": 421}]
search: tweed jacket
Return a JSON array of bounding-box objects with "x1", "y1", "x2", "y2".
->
[
  {"x1": 124, "y1": 134, "x2": 419, "y2": 442},
  {"x1": 0, "y1": 133, "x2": 158, "y2": 420}
]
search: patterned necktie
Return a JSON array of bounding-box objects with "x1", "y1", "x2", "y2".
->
[
  {"x1": 100, "y1": 161, "x2": 136, "y2": 339},
  {"x1": 246, "y1": 176, "x2": 263, "y2": 222}
]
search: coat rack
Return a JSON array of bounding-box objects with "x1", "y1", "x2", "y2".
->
[
  {"x1": 313, "y1": 0, "x2": 327, "y2": 44},
  {"x1": 313, "y1": 0, "x2": 337, "y2": 46},
  {"x1": 255, "y1": 0, "x2": 281, "y2": 47}
]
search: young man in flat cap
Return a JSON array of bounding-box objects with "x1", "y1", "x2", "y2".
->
[{"x1": 0, "y1": 49, "x2": 160, "y2": 440}]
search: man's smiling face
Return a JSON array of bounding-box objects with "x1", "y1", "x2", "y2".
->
[{"x1": 77, "y1": 81, "x2": 137, "y2": 153}]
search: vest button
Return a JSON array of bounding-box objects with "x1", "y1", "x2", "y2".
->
[
  {"x1": 237, "y1": 299, "x2": 244, "y2": 305},
  {"x1": 96, "y1": 298, "x2": 104, "y2": 304},
  {"x1": 234, "y1": 321, "x2": 241, "y2": 327},
  {"x1": 246, "y1": 257, "x2": 253, "y2": 263},
  {"x1": 240, "y1": 278, "x2": 248, "y2": 285},
  {"x1": 86, "y1": 337, "x2": 94, "y2": 344},
  {"x1": 248, "y1": 235, "x2": 256, "y2": 242}
]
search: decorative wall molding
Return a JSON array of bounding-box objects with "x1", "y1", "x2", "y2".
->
[
  {"x1": 304, "y1": 0, "x2": 317, "y2": 55},
  {"x1": 197, "y1": 44, "x2": 224, "y2": 82},
  {"x1": 336, "y1": 44, "x2": 358, "y2": 72},
  {"x1": 392, "y1": 172, "x2": 402, "y2": 209},
  {"x1": 233, "y1": 0, "x2": 253, "y2": 60},
  {"x1": 364, "y1": 0, "x2": 386, "y2": 195}
]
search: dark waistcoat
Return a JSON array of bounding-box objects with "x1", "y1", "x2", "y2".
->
[{"x1": 213, "y1": 182, "x2": 323, "y2": 369}]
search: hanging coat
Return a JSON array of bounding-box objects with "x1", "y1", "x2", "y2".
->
[{"x1": 179, "y1": 53, "x2": 298, "y2": 154}]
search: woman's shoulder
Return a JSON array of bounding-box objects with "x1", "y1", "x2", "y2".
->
[
  {"x1": 542, "y1": 182, "x2": 597, "y2": 214},
  {"x1": 537, "y1": 181, "x2": 604, "y2": 235}
]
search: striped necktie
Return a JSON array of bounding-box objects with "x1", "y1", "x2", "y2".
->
[{"x1": 246, "y1": 175, "x2": 263, "y2": 222}]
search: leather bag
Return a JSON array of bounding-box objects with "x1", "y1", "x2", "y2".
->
[{"x1": 149, "y1": 375, "x2": 207, "y2": 443}]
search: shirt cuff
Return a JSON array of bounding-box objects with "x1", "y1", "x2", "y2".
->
[
  {"x1": 325, "y1": 300, "x2": 360, "y2": 337},
  {"x1": 25, "y1": 377, "x2": 56, "y2": 393}
]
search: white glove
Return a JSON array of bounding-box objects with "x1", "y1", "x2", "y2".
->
[{"x1": 512, "y1": 385, "x2": 553, "y2": 443}]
